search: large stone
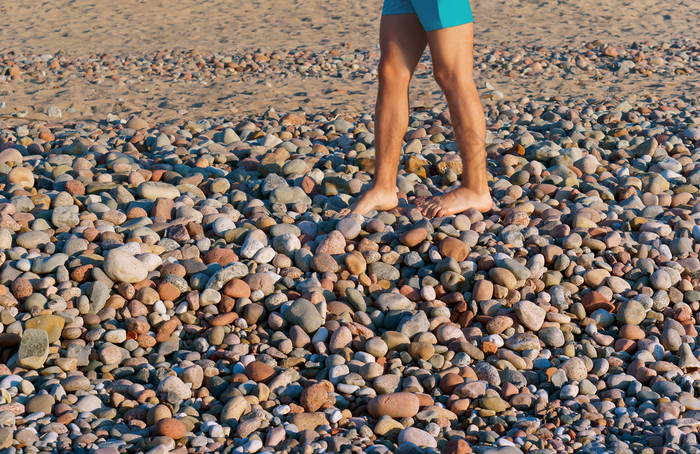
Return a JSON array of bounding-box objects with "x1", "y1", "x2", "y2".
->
[
  {"x1": 16, "y1": 231, "x2": 50, "y2": 249},
  {"x1": 155, "y1": 418, "x2": 187, "y2": 439},
  {"x1": 367, "y1": 262, "x2": 400, "y2": 282},
  {"x1": 269, "y1": 187, "x2": 312, "y2": 205},
  {"x1": 300, "y1": 382, "x2": 332, "y2": 412},
  {"x1": 315, "y1": 230, "x2": 346, "y2": 255},
  {"x1": 398, "y1": 427, "x2": 437, "y2": 448},
  {"x1": 368, "y1": 392, "x2": 420, "y2": 418},
  {"x1": 513, "y1": 301, "x2": 546, "y2": 331},
  {"x1": 650, "y1": 269, "x2": 672, "y2": 291},
  {"x1": 397, "y1": 311, "x2": 430, "y2": 338},
  {"x1": 0, "y1": 147, "x2": 22, "y2": 165},
  {"x1": 61, "y1": 375, "x2": 91, "y2": 392},
  {"x1": 616, "y1": 300, "x2": 646, "y2": 326},
  {"x1": 103, "y1": 249, "x2": 148, "y2": 283},
  {"x1": 245, "y1": 361, "x2": 276, "y2": 383},
  {"x1": 376, "y1": 293, "x2": 414, "y2": 311},
  {"x1": 18, "y1": 329, "x2": 49, "y2": 369},
  {"x1": 488, "y1": 267, "x2": 517, "y2": 290},
  {"x1": 25, "y1": 394, "x2": 55, "y2": 414},
  {"x1": 75, "y1": 395, "x2": 103, "y2": 412},
  {"x1": 439, "y1": 237, "x2": 469, "y2": 262},
  {"x1": 52, "y1": 206, "x2": 79, "y2": 228},
  {"x1": 8, "y1": 166, "x2": 34, "y2": 189},
  {"x1": 158, "y1": 376, "x2": 192, "y2": 401},
  {"x1": 473, "y1": 280, "x2": 494, "y2": 302},
  {"x1": 290, "y1": 412, "x2": 329, "y2": 431},
  {"x1": 631, "y1": 138, "x2": 657, "y2": 157},
  {"x1": 126, "y1": 116, "x2": 149, "y2": 130},
  {"x1": 479, "y1": 395, "x2": 509, "y2": 412},
  {"x1": 0, "y1": 427, "x2": 12, "y2": 449},
  {"x1": 561, "y1": 357, "x2": 587, "y2": 381},
  {"x1": 504, "y1": 333, "x2": 541, "y2": 351},
  {"x1": 285, "y1": 299, "x2": 324, "y2": 333},
  {"x1": 336, "y1": 218, "x2": 362, "y2": 240},
  {"x1": 221, "y1": 396, "x2": 251, "y2": 422},
  {"x1": 31, "y1": 253, "x2": 68, "y2": 274},
  {"x1": 400, "y1": 228, "x2": 428, "y2": 248}
]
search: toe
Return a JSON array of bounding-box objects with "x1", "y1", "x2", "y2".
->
[
  {"x1": 425, "y1": 203, "x2": 439, "y2": 218},
  {"x1": 419, "y1": 202, "x2": 434, "y2": 216}
]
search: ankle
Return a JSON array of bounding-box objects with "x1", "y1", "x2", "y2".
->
[
  {"x1": 460, "y1": 181, "x2": 489, "y2": 194},
  {"x1": 370, "y1": 183, "x2": 396, "y2": 193}
]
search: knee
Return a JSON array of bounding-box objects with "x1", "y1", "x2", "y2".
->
[
  {"x1": 378, "y1": 59, "x2": 412, "y2": 88},
  {"x1": 433, "y1": 65, "x2": 473, "y2": 92}
]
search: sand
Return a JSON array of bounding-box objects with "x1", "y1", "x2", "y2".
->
[{"x1": 0, "y1": 0, "x2": 698, "y2": 120}]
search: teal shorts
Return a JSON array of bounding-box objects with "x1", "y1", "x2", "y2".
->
[{"x1": 382, "y1": 0, "x2": 473, "y2": 31}]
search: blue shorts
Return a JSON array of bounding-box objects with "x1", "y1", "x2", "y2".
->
[{"x1": 382, "y1": 0, "x2": 474, "y2": 31}]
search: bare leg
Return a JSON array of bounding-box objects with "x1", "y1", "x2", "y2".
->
[
  {"x1": 340, "y1": 14, "x2": 427, "y2": 216},
  {"x1": 419, "y1": 23, "x2": 492, "y2": 217}
]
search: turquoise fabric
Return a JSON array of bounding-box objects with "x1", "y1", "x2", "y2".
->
[{"x1": 382, "y1": 0, "x2": 474, "y2": 31}]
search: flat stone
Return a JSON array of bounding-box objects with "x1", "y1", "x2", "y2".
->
[
  {"x1": 290, "y1": 412, "x2": 328, "y2": 431},
  {"x1": 18, "y1": 328, "x2": 49, "y2": 369},
  {"x1": 16, "y1": 231, "x2": 50, "y2": 249},
  {"x1": 138, "y1": 181, "x2": 181, "y2": 200}
]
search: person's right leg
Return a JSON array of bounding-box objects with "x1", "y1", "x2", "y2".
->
[
  {"x1": 341, "y1": 13, "x2": 427, "y2": 216},
  {"x1": 418, "y1": 22, "x2": 492, "y2": 217}
]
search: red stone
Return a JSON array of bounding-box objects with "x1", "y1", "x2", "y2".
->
[
  {"x1": 203, "y1": 248, "x2": 238, "y2": 266},
  {"x1": 581, "y1": 291, "x2": 615, "y2": 314},
  {"x1": 400, "y1": 228, "x2": 428, "y2": 248},
  {"x1": 155, "y1": 418, "x2": 186, "y2": 439},
  {"x1": 245, "y1": 361, "x2": 276, "y2": 383},
  {"x1": 439, "y1": 237, "x2": 469, "y2": 262}
]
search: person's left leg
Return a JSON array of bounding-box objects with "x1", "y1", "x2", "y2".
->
[
  {"x1": 418, "y1": 22, "x2": 492, "y2": 217},
  {"x1": 339, "y1": 13, "x2": 427, "y2": 216}
]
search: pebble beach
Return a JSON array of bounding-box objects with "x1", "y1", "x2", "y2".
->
[{"x1": 1, "y1": 1, "x2": 700, "y2": 454}]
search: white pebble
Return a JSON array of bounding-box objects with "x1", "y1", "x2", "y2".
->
[
  {"x1": 273, "y1": 405, "x2": 290, "y2": 416},
  {"x1": 16, "y1": 259, "x2": 31, "y2": 271},
  {"x1": 153, "y1": 300, "x2": 166, "y2": 315},
  {"x1": 329, "y1": 410, "x2": 342, "y2": 424}
]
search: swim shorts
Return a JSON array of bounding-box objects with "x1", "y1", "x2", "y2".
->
[{"x1": 382, "y1": 0, "x2": 473, "y2": 31}]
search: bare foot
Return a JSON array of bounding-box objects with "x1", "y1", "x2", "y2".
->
[
  {"x1": 419, "y1": 187, "x2": 492, "y2": 218},
  {"x1": 339, "y1": 187, "x2": 399, "y2": 216}
]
